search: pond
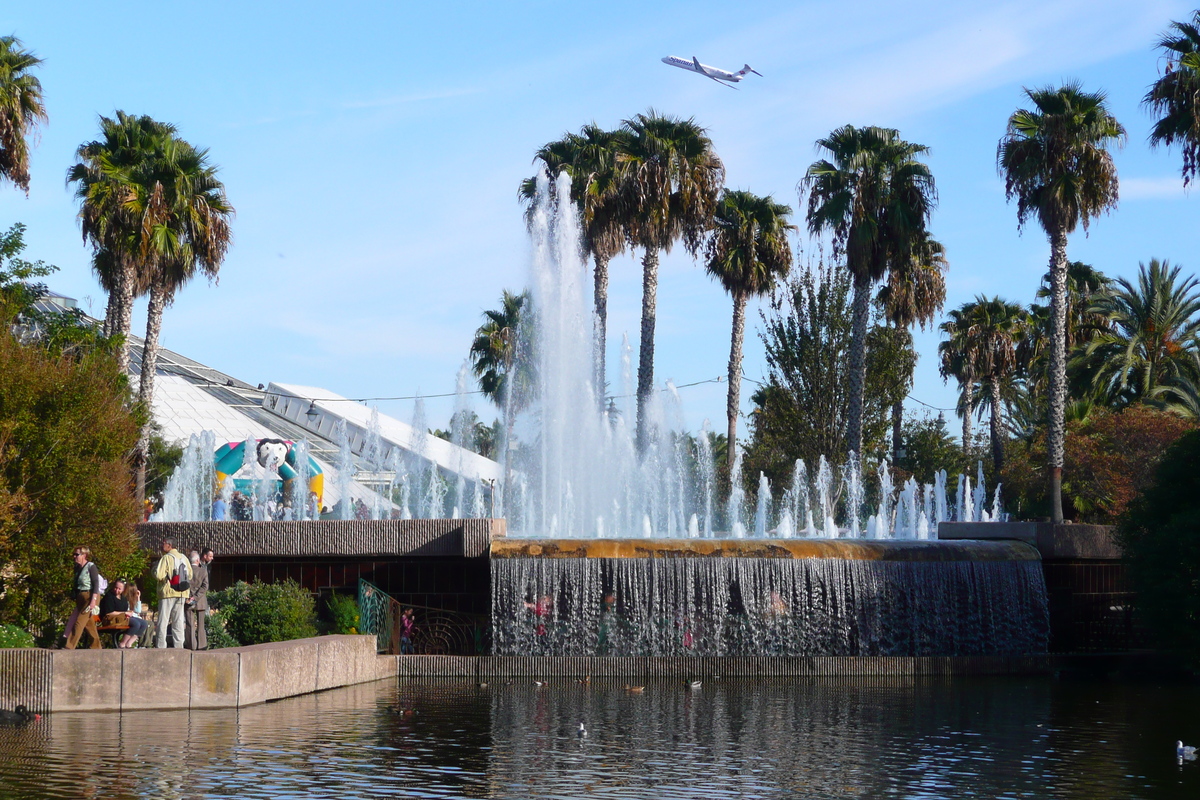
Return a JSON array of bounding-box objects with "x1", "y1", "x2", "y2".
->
[{"x1": 1, "y1": 676, "x2": 1198, "y2": 799}]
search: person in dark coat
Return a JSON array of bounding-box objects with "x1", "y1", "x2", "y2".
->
[{"x1": 185, "y1": 551, "x2": 209, "y2": 650}]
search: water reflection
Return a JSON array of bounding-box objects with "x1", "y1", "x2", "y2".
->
[{"x1": 1, "y1": 677, "x2": 1198, "y2": 799}]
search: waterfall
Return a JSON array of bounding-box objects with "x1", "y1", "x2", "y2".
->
[{"x1": 491, "y1": 555, "x2": 1050, "y2": 657}]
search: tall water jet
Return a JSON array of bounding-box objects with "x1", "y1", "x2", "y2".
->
[
  {"x1": 877, "y1": 461, "x2": 894, "y2": 537},
  {"x1": 934, "y1": 470, "x2": 949, "y2": 525},
  {"x1": 973, "y1": 462, "x2": 987, "y2": 523},
  {"x1": 335, "y1": 419, "x2": 355, "y2": 520},
  {"x1": 697, "y1": 422, "x2": 715, "y2": 538},
  {"x1": 842, "y1": 453, "x2": 863, "y2": 538},
  {"x1": 754, "y1": 473, "x2": 771, "y2": 537},
  {"x1": 290, "y1": 439, "x2": 312, "y2": 520},
  {"x1": 727, "y1": 449, "x2": 747, "y2": 538}
]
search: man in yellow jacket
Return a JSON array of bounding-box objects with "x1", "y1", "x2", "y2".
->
[{"x1": 155, "y1": 538, "x2": 192, "y2": 648}]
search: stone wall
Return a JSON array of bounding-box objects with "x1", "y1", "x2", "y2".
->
[{"x1": 0, "y1": 635, "x2": 394, "y2": 714}]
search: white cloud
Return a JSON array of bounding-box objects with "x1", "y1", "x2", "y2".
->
[{"x1": 1121, "y1": 176, "x2": 1192, "y2": 200}]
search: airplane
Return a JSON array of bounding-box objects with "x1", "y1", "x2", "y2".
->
[{"x1": 661, "y1": 55, "x2": 762, "y2": 88}]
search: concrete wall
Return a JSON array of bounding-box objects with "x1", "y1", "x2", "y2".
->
[
  {"x1": 0, "y1": 635, "x2": 394, "y2": 714},
  {"x1": 391, "y1": 654, "x2": 1052, "y2": 678},
  {"x1": 938, "y1": 522, "x2": 1121, "y2": 560}
]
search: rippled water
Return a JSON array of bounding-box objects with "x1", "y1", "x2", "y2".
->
[{"x1": 1, "y1": 677, "x2": 1198, "y2": 799}]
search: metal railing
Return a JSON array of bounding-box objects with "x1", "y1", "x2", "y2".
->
[{"x1": 357, "y1": 578, "x2": 490, "y2": 655}]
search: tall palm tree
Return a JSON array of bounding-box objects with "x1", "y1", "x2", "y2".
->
[
  {"x1": 801, "y1": 125, "x2": 937, "y2": 460},
  {"x1": 133, "y1": 133, "x2": 234, "y2": 500},
  {"x1": 1020, "y1": 261, "x2": 1110, "y2": 408},
  {"x1": 1144, "y1": 11, "x2": 1200, "y2": 184},
  {"x1": 617, "y1": 110, "x2": 724, "y2": 453},
  {"x1": 878, "y1": 234, "x2": 947, "y2": 458},
  {"x1": 998, "y1": 83, "x2": 1124, "y2": 523},
  {"x1": 939, "y1": 309, "x2": 977, "y2": 460},
  {"x1": 519, "y1": 124, "x2": 627, "y2": 403},
  {"x1": 0, "y1": 36, "x2": 46, "y2": 194},
  {"x1": 947, "y1": 297, "x2": 1029, "y2": 475},
  {"x1": 1078, "y1": 259, "x2": 1200, "y2": 406},
  {"x1": 470, "y1": 289, "x2": 535, "y2": 500},
  {"x1": 704, "y1": 189, "x2": 795, "y2": 468},
  {"x1": 67, "y1": 112, "x2": 178, "y2": 374}
]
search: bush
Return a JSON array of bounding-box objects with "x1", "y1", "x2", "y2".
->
[
  {"x1": 209, "y1": 579, "x2": 317, "y2": 645},
  {"x1": 325, "y1": 592, "x2": 360, "y2": 635},
  {"x1": 0, "y1": 622, "x2": 35, "y2": 648},
  {"x1": 1119, "y1": 430, "x2": 1200, "y2": 665},
  {"x1": 1003, "y1": 405, "x2": 1195, "y2": 522},
  {"x1": 204, "y1": 609, "x2": 240, "y2": 649}
]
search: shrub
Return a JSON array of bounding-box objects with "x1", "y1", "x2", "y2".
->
[
  {"x1": 1118, "y1": 430, "x2": 1200, "y2": 665},
  {"x1": 325, "y1": 592, "x2": 360, "y2": 635},
  {"x1": 209, "y1": 579, "x2": 317, "y2": 645},
  {"x1": 204, "y1": 609, "x2": 240, "y2": 649},
  {"x1": 0, "y1": 622, "x2": 35, "y2": 648}
]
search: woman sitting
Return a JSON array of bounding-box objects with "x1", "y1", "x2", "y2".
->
[{"x1": 99, "y1": 578, "x2": 148, "y2": 648}]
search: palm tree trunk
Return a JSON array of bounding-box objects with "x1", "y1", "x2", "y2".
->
[
  {"x1": 892, "y1": 401, "x2": 903, "y2": 463},
  {"x1": 961, "y1": 381, "x2": 974, "y2": 460},
  {"x1": 726, "y1": 290, "x2": 748, "y2": 470},
  {"x1": 593, "y1": 254, "x2": 609, "y2": 413},
  {"x1": 112, "y1": 263, "x2": 136, "y2": 376},
  {"x1": 845, "y1": 270, "x2": 872, "y2": 460},
  {"x1": 989, "y1": 377, "x2": 1004, "y2": 477},
  {"x1": 636, "y1": 248, "x2": 659, "y2": 454},
  {"x1": 134, "y1": 278, "x2": 168, "y2": 504},
  {"x1": 1047, "y1": 229, "x2": 1068, "y2": 523}
]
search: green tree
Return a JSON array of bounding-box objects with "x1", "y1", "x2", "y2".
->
[
  {"x1": 1118, "y1": 429, "x2": 1200, "y2": 664},
  {"x1": 0, "y1": 36, "x2": 46, "y2": 194},
  {"x1": 208, "y1": 579, "x2": 317, "y2": 645},
  {"x1": 67, "y1": 112, "x2": 177, "y2": 374},
  {"x1": 894, "y1": 412, "x2": 962, "y2": 485},
  {"x1": 801, "y1": 125, "x2": 937, "y2": 461},
  {"x1": 942, "y1": 297, "x2": 1028, "y2": 475},
  {"x1": 704, "y1": 189, "x2": 795, "y2": 467},
  {"x1": 0, "y1": 332, "x2": 142, "y2": 640},
  {"x1": 131, "y1": 132, "x2": 234, "y2": 501},
  {"x1": 998, "y1": 82, "x2": 1125, "y2": 523},
  {"x1": 1076, "y1": 259, "x2": 1200, "y2": 406},
  {"x1": 1144, "y1": 11, "x2": 1200, "y2": 185},
  {"x1": 617, "y1": 111, "x2": 724, "y2": 452},
  {"x1": 743, "y1": 260, "x2": 914, "y2": 490},
  {"x1": 521, "y1": 124, "x2": 626, "y2": 401},
  {"x1": 938, "y1": 307, "x2": 978, "y2": 459},
  {"x1": 1022, "y1": 261, "x2": 1111, "y2": 406}
]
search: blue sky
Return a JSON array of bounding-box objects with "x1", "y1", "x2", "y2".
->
[{"x1": 2, "y1": 0, "x2": 1198, "y2": 436}]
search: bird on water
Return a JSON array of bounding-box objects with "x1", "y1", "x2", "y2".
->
[
  {"x1": 577, "y1": 722, "x2": 588, "y2": 738},
  {"x1": 1179, "y1": 740, "x2": 1197, "y2": 759},
  {"x1": 0, "y1": 706, "x2": 40, "y2": 725}
]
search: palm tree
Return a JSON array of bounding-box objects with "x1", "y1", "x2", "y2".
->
[
  {"x1": 704, "y1": 190, "x2": 795, "y2": 468},
  {"x1": 1077, "y1": 259, "x2": 1200, "y2": 406},
  {"x1": 133, "y1": 133, "x2": 234, "y2": 499},
  {"x1": 0, "y1": 36, "x2": 46, "y2": 194},
  {"x1": 878, "y1": 234, "x2": 947, "y2": 459},
  {"x1": 946, "y1": 297, "x2": 1029, "y2": 475},
  {"x1": 67, "y1": 112, "x2": 178, "y2": 374},
  {"x1": 801, "y1": 125, "x2": 937, "y2": 460},
  {"x1": 998, "y1": 83, "x2": 1124, "y2": 523},
  {"x1": 939, "y1": 309, "x2": 977, "y2": 460},
  {"x1": 1144, "y1": 11, "x2": 1200, "y2": 184},
  {"x1": 519, "y1": 124, "x2": 626, "y2": 403},
  {"x1": 617, "y1": 110, "x2": 724, "y2": 452}
]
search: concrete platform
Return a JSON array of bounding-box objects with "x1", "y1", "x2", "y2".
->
[
  {"x1": 490, "y1": 537, "x2": 1042, "y2": 561},
  {"x1": 937, "y1": 522, "x2": 1121, "y2": 560},
  {"x1": 0, "y1": 634, "x2": 395, "y2": 714}
]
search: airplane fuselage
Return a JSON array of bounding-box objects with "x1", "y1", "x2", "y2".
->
[{"x1": 661, "y1": 55, "x2": 745, "y2": 82}]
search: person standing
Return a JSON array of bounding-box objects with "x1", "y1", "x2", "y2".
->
[
  {"x1": 154, "y1": 539, "x2": 191, "y2": 648},
  {"x1": 185, "y1": 551, "x2": 209, "y2": 650},
  {"x1": 65, "y1": 547, "x2": 102, "y2": 649}
]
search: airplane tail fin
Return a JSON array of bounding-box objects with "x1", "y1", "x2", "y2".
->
[{"x1": 738, "y1": 64, "x2": 763, "y2": 78}]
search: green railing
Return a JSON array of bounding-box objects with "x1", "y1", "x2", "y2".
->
[{"x1": 357, "y1": 578, "x2": 491, "y2": 655}]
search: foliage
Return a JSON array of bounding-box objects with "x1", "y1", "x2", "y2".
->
[
  {"x1": 145, "y1": 429, "x2": 184, "y2": 502},
  {"x1": 0, "y1": 622, "x2": 35, "y2": 648},
  {"x1": 470, "y1": 289, "x2": 536, "y2": 413},
  {"x1": 208, "y1": 580, "x2": 317, "y2": 646},
  {"x1": 1118, "y1": 429, "x2": 1200, "y2": 664},
  {"x1": 1143, "y1": 11, "x2": 1200, "y2": 184},
  {"x1": 0, "y1": 331, "x2": 141, "y2": 639},
  {"x1": 893, "y1": 413, "x2": 966, "y2": 485},
  {"x1": 0, "y1": 35, "x2": 47, "y2": 193},
  {"x1": 743, "y1": 261, "x2": 914, "y2": 490},
  {"x1": 325, "y1": 592, "x2": 360, "y2": 635},
  {"x1": 1076, "y1": 259, "x2": 1200, "y2": 406},
  {"x1": 1002, "y1": 405, "x2": 1195, "y2": 522},
  {"x1": 204, "y1": 608, "x2": 239, "y2": 649}
]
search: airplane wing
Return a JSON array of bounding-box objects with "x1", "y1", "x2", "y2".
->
[{"x1": 693, "y1": 56, "x2": 738, "y2": 90}]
